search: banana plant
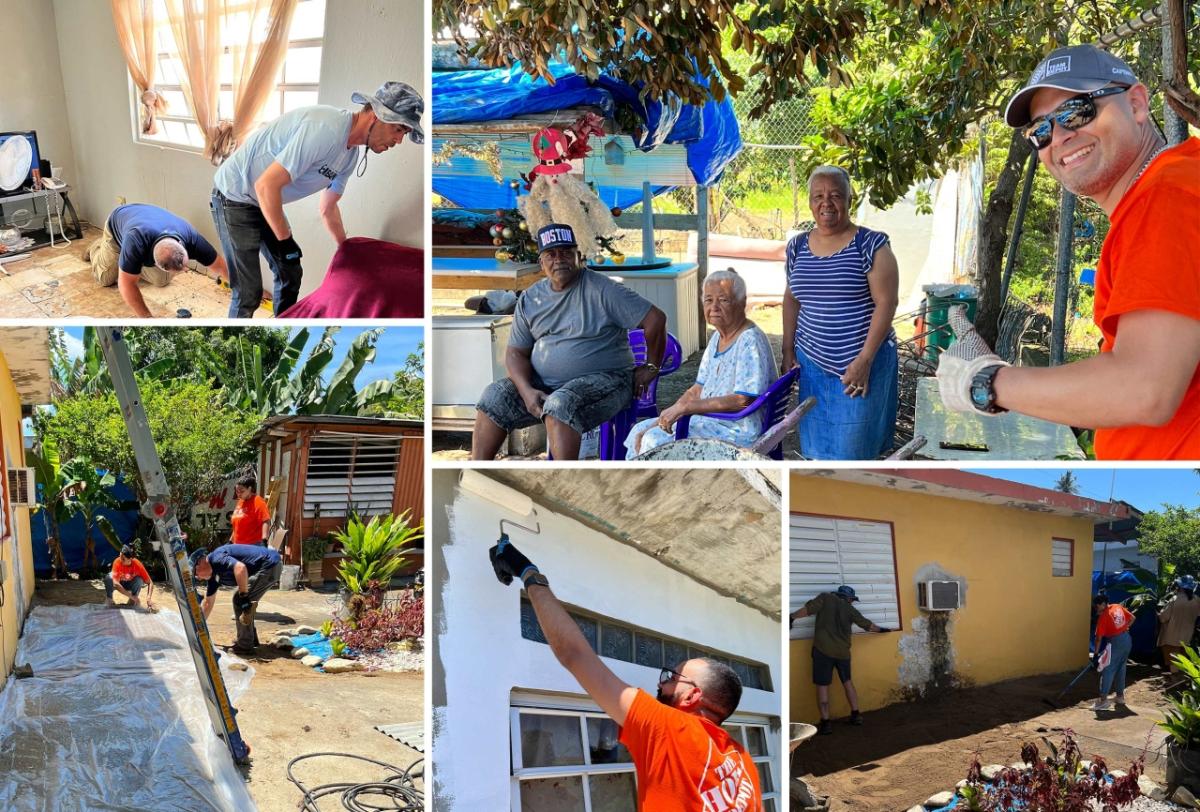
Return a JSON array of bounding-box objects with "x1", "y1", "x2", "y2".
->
[
  {"x1": 26, "y1": 437, "x2": 137, "y2": 576},
  {"x1": 1161, "y1": 646, "x2": 1200, "y2": 749}
]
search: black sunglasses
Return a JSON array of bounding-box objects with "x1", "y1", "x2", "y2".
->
[
  {"x1": 1021, "y1": 86, "x2": 1129, "y2": 150},
  {"x1": 658, "y1": 667, "x2": 699, "y2": 687}
]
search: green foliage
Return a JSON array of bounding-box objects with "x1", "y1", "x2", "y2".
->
[
  {"x1": 1137, "y1": 505, "x2": 1200, "y2": 577},
  {"x1": 1054, "y1": 472, "x2": 1079, "y2": 495},
  {"x1": 40, "y1": 379, "x2": 259, "y2": 520},
  {"x1": 1161, "y1": 646, "x2": 1200, "y2": 748},
  {"x1": 330, "y1": 637, "x2": 347, "y2": 658},
  {"x1": 303, "y1": 535, "x2": 331, "y2": 564},
  {"x1": 320, "y1": 619, "x2": 334, "y2": 639},
  {"x1": 361, "y1": 342, "x2": 424, "y2": 419},
  {"x1": 334, "y1": 511, "x2": 424, "y2": 595},
  {"x1": 1122, "y1": 563, "x2": 1175, "y2": 613}
]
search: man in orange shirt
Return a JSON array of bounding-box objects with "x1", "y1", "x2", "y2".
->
[
  {"x1": 936, "y1": 44, "x2": 1200, "y2": 459},
  {"x1": 104, "y1": 544, "x2": 154, "y2": 609},
  {"x1": 1092, "y1": 592, "x2": 1136, "y2": 711},
  {"x1": 490, "y1": 539, "x2": 763, "y2": 811},
  {"x1": 229, "y1": 476, "x2": 271, "y2": 546}
]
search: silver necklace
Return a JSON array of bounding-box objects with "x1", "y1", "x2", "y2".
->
[{"x1": 1131, "y1": 142, "x2": 1168, "y2": 186}]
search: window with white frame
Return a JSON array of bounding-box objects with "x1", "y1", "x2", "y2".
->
[
  {"x1": 510, "y1": 699, "x2": 781, "y2": 812},
  {"x1": 137, "y1": 0, "x2": 327, "y2": 151},
  {"x1": 790, "y1": 513, "x2": 901, "y2": 639},
  {"x1": 303, "y1": 433, "x2": 400, "y2": 518},
  {"x1": 1052, "y1": 538, "x2": 1074, "y2": 577}
]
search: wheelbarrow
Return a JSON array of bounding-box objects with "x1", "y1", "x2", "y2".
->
[{"x1": 791, "y1": 723, "x2": 829, "y2": 811}]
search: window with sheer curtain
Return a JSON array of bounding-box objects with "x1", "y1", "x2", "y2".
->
[{"x1": 136, "y1": 0, "x2": 326, "y2": 151}]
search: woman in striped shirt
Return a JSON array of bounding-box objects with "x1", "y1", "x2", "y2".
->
[{"x1": 782, "y1": 166, "x2": 900, "y2": 459}]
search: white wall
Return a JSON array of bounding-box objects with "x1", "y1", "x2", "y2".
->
[
  {"x1": 1094, "y1": 541, "x2": 1157, "y2": 574},
  {"x1": 50, "y1": 0, "x2": 426, "y2": 297},
  {"x1": 433, "y1": 477, "x2": 782, "y2": 811},
  {"x1": 0, "y1": 0, "x2": 75, "y2": 183}
]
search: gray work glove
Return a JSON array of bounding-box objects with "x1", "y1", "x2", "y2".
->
[{"x1": 935, "y1": 305, "x2": 1010, "y2": 414}]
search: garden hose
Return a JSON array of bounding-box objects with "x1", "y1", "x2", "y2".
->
[{"x1": 287, "y1": 752, "x2": 424, "y2": 811}]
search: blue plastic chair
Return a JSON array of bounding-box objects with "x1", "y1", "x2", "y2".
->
[
  {"x1": 596, "y1": 330, "x2": 683, "y2": 460},
  {"x1": 673, "y1": 367, "x2": 800, "y2": 460}
]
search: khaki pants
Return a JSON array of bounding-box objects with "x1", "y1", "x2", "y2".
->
[{"x1": 86, "y1": 218, "x2": 174, "y2": 288}]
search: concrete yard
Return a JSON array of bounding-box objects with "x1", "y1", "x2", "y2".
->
[
  {"x1": 0, "y1": 224, "x2": 269, "y2": 318},
  {"x1": 31, "y1": 578, "x2": 423, "y2": 811},
  {"x1": 794, "y1": 664, "x2": 1175, "y2": 811}
]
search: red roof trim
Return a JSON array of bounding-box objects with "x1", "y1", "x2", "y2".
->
[{"x1": 875, "y1": 469, "x2": 1130, "y2": 520}]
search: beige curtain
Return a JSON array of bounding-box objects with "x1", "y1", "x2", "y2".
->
[
  {"x1": 110, "y1": 0, "x2": 167, "y2": 135},
  {"x1": 164, "y1": 0, "x2": 299, "y2": 165}
]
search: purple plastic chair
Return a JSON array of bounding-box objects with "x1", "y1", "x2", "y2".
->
[
  {"x1": 596, "y1": 329, "x2": 683, "y2": 460},
  {"x1": 673, "y1": 367, "x2": 800, "y2": 460}
]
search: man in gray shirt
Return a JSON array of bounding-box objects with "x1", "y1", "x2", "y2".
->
[
  {"x1": 210, "y1": 81, "x2": 423, "y2": 317},
  {"x1": 473, "y1": 223, "x2": 668, "y2": 459}
]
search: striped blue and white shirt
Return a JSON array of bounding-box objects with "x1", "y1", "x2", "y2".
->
[{"x1": 786, "y1": 227, "x2": 894, "y2": 376}]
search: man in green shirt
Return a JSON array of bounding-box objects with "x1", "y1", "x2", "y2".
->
[{"x1": 789, "y1": 585, "x2": 891, "y2": 734}]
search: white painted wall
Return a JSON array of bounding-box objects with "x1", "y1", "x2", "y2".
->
[
  {"x1": 49, "y1": 0, "x2": 426, "y2": 297},
  {"x1": 1093, "y1": 541, "x2": 1157, "y2": 574},
  {"x1": 433, "y1": 479, "x2": 782, "y2": 811},
  {"x1": 0, "y1": 0, "x2": 75, "y2": 183}
]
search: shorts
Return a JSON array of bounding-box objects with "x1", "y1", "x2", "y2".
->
[
  {"x1": 812, "y1": 647, "x2": 852, "y2": 686},
  {"x1": 476, "y1": 368, "x2": 634, "y2": 435}
]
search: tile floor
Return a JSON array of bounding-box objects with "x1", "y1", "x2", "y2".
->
[{"x1": 0, "y1": 225, "x2": 270, "y2": 319}]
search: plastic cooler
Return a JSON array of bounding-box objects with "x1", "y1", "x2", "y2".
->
[{"x1": 923, "y1": 285, "x2": 978, "y2": 362}]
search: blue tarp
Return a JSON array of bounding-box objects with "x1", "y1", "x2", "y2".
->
[
  {"x1": 432, "y1": 61, "x2": 742, "y2": 210},
  {"x1": 1092, "y1": 570, "x2": 1158, "y2": 657},
  {"x1": 290, "y1": 632, "x2": 358, "y2": 672},
  {"x1": 30, "y1": 478, "x2": 140, "y2": 575}
]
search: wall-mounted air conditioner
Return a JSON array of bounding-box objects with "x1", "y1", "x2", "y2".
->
[
  {"x1": 7, "y1": 468, "x2": 36, "y2": 508},
  {"x1": 918, "y1": 580, "x2": 961, "y2": 611}
]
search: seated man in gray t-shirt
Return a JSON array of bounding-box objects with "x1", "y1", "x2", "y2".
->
[{"x1": 473, "y1": 224, "x2": 668, "y2": 460}]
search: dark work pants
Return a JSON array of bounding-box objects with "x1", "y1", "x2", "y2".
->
[
  {"x1": 210, "y1": 189, "x2": 303, "y2": 318},
  {"x1": 234, "y1": 561, "x2": 282, "y2": 650}
]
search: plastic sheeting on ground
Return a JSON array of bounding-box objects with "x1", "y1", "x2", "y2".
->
[{"x1": 0, "y1": 604, "x2": 256, "y2": 811}]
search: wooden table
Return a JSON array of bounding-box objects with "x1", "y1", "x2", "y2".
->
[
  {"x1": 432, "y1": 256, "x2": 542, "y2": 291},
  {"x1": 914, "y1": 377, "x2": 1086, "y2": 460}
]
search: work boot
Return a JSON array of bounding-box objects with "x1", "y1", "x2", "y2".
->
[
  {"x1": 818, "y1": 719, "x2": 833, "y2": 735},
  {"x1": 849, "y1": 710, "x2": 864, "y2": 726}
]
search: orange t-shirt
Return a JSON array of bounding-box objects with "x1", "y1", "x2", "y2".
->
[
  {"x1": 619, "y1": 689, "x2": 763, "y2": 811},
  {"x1": 1096, "y1": 604, "x2": 1135, "y2": 639},
  {"x1": 111, "y1": 557, "x2": 151, "y2": 584},
  {"x1": 1093, "y1": 137, "x2": 1200, "y2": 459},
  {"x1": 230, "y1": 494, "x2": 270, "y2": 543}
]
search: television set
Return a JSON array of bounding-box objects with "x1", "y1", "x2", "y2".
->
[{"x1": 0, "y1": 131, "x2": 41, "y2": 196}]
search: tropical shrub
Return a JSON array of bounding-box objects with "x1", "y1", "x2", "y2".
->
[
  {"x1": 334, "y1": 511, "x2": 423, "y2": 594},
  {"x1": 332, "y1": 591, "x2": 424, "y2": 653}
]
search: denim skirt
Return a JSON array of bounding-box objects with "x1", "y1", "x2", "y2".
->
[{"x1": 797, "y1": 340, "x2": 897, "y2": 460}]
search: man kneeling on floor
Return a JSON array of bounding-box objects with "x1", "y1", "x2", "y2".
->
[
  {"x1": 85, "y1": 202, "x2": 228, "y2": 318},
  {"x1": 490, "y1": 539, "x2": 763, "y2": 810},
  {"x1": 191, "y1": 543, "x2": 282, "y2": 654},
  {"x1": 789, "y1": 585, "x2": 891, "y2": 735},
  {"x1": 105, "y1": 544, "x2": 154, "y2": 609},
  {"x1": 472, "y1": 223, "x2": 668, "y2": 460}
]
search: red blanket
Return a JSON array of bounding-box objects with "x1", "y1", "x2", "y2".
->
[{"x1": 280, "y1": 237, "x2": 424, "y2": 318}]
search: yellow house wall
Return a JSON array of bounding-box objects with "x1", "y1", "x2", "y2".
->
[
  {"x1": 790, "y1": 477, "x2": 1095, "y2": 722},
  {"x1": 0, "y1": 351, "x2": 35, "y2": 679}
]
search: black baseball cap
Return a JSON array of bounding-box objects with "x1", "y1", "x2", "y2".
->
[
  {"x1": 536, "y1": 224, "x2": 578, "y2": 253},
  {"x1": 1005, "y1": 44, "x2": 1138, "y2": 127}
]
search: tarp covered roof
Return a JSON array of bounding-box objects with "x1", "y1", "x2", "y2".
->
[{"x1": 432, "y1": 61, "x2": 742, "y2": 210}]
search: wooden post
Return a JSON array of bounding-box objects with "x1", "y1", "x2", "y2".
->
[{"x1": 697, "y1": 186, "x2": 710, "y2": 340}]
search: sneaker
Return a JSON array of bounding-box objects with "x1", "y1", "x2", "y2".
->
[
  {"x1": 1114, "y1": 695, "x2": 1127, "y2": 707},
  {"x1": 1092, "y1": 699, "x2": 1113, "y2": 711},
  {"x1": 818, "y1": 719, "x2": 834, "y2": 735},
  {"x1": 849, "y1": 711, "x2": 864, "y2": 726}
]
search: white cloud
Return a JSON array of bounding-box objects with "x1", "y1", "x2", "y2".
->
[{"x1": 62, "y1": 330, "x2": 84, "y2": 361}]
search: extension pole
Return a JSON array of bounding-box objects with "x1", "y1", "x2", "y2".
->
[{"x1": 1050, "y1": 191, "x2": 1076, "y2": 366}]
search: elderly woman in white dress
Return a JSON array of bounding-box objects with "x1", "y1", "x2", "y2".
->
[{"x1": 625, "y1": 270, "x2": 777, "y2": 458}]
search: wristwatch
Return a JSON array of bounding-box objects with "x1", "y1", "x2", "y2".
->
[
  {"x1": 523, "y1": 572, "x2": 550, "y2": 589},
  {"x1": 970, "y1": 365, "x2": 1008, "y2": 414},
  {"x1": 641, "y1": 362, "x2": 660, "y2": 373}
]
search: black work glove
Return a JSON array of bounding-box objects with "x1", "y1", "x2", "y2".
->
[
  {"x1": 264, "y1": 232, "x2": 302, "y2": 265},
  {"x1": 232, "y1": 590, "x2": 253, "y2": 617},
  {"x1": 489, "y1": 535, "x2": 538, "y2": 586}
]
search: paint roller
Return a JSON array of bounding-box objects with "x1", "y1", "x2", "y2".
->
[{"x1": 458, "y1": 470, "x2": 542, "y2": 542}]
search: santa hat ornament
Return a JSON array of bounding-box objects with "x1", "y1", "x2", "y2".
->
[{"x1": 518, "y1": 123, "x2": 617, "y2": 258}]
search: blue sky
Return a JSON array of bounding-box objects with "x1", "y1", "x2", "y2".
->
[
  {"x1": 63, "y1": 326, "x2": 423, "y2": 385},
  {"x1": 968, "y1": 469, "x2": 1200, "y2": 512}
]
